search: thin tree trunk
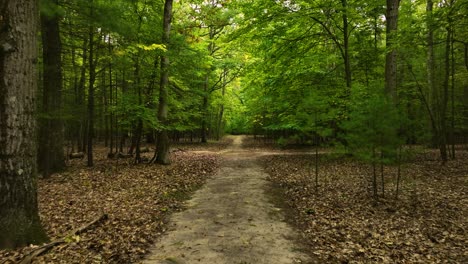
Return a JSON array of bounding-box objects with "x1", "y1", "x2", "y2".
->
[
  {"x1": 108, "y1": 38, "x2": 114, "y2": 154},
  {"x1": 134, "y1": 56, "x2": 143, "y2": 163},
  {"x1": 426, "y1": 0, "x2": 440, "y2": 148},
  {"x1": 440, "y1": 27, "x2": 451, "y2": 163},
  {"x1": 216, "y1": 69, "x2": 227, "y2": 141},
  {"x1": 78, "y1": 37, "x2": 88, "y2": 153},
  {"x1": 0, "y1": 0, "x2": 48, "y2": 248},
  {"x1": 372, "y1": 148, "x2": 377, "y2": 199},
  {"x1": 341, "y1": 0, "x2": 351, "y2": 89},
  {"x1": 87, "y1": 6, "x2": 96, "y2": 167},
  {"x1": 395, "y1": 146, "x2": 402, "y2": 199},
  {"x1": 154, "y1": 0, "x2": 173, "y2": 165},
  {"x1": 380, "y1": 152, "x2": 385, "y2": 198},
  {"x1": 450, "y1": 29, "x2": 455, "y2": 159},
  {"x1": 385, "y1": 0, "x2": 400, "y2": 102},
  {"x1": 464, "y1": 43, "x2": 468, "y2": 72},
  {"x1": 201, "y1": 76, "x2": 209, "y2": 143},
  {"x1": 315, "y1": 133, "x2": 319, "y2": 192}
]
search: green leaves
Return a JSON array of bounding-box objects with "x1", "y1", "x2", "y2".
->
[{"x1": 342, "y1": 85, "x2": 404, "y2": 163}]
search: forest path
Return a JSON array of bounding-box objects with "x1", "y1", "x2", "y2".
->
[{"x1": 143, "y1": 135, "x2": 311, "y2": 264}]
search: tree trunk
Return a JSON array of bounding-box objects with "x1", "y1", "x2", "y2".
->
[
  {"x1": 38, "y1": 0, "x2": 65, "y2": 177},
  {"x1": 385, "y1": 0, "x2": 400, "y2": 102},
  {"x1": 0, "y1": 0, "x2": 48, "y2": 248},
  {"x1": 450, "y1": 30, "x2": 455, "y2": 159},
  {"x1": 426, "y1": 0, "x2": 439, "y2": 148},
  {"x1": 87, "y1": 15, "x2": 96, "y2": 167},
  {"x1": 77, "y1": 37, "x2": 88, "y2": 152},
  {"x1": 155, "y1": 0, "x2": 173, "y2": 165},
  {"x1": 201, "y1": 76, "x2": 209, "y2": 143},
  {"x1": 439, "y1": 27, "x2": 451, "y2": 163},
  {"x1": 216, "y1": 69, "x2": 227, "y2": 141},
  {"x1": 341, "y1": 0, "x2": 351, "y2": 89},
  {"x1": 464, "y1": 43, "x2": 468, "y2": 72},
  {"x1": 108, "y1": 38, "x2": 114, "y2": 154}
]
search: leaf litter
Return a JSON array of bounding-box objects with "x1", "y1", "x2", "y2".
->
[
  {"x1": 0, "y1": 144, "x2": 221, "y2": 264},
  {"x1": 260, "y1": 149, "x2": 467, "y2": 263}
]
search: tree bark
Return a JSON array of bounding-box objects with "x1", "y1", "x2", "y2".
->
[
  {"x1": 426, "y1": 0, "x2": 439, "y2": 148},
  {"x1": 86, "y1": 2, "x2": 96, "y2": 167},
  {"x1": 38, "y1": 0, "x2": 65, "y2": 177},
  {"x1": 440, "y1": 27, "x2": 451, "y2": 163},
  {"x1": 155, "y1": 0, "x2": 173, "y2": 165},
  {"x1": 201, "y1": 74, "x2": 209, "y2": 143},
  {"x1": 385, "y1": 0, "x2": 400, "y2": 102},
  {"x1": 0, "y1": 0, "x2": 48, "y2": 248},
  {"x1": 341, "y1": 0, "x2": 351, "y2": 89}
]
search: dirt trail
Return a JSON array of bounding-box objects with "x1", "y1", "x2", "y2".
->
[{"x1": 143, "y1": 135, "x2": 310, "y2": 264}]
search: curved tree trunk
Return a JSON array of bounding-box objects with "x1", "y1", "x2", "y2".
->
[
  {"x1": 155, "y1": 0, "x2": 173, "y2": 165},
  {"x1": 0, "y1": 0, "x2": 48, "y2": 248}
]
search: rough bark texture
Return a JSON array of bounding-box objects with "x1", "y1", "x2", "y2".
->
[
  {"x1": 38, "y1": 0, "x2": 65, "y2": 177},
  {"x1": 0, "y1": 0, "x2": 48, "y2": 248},
  {"x1": 385, "y1": 0, "x2": 400, "y2": 102},
  {"x1": 155, "y1": 0, "x2": 173, "y2": 165}
]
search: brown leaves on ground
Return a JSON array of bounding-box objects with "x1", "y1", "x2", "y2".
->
[
  {"x1": 261, "y1": 149, "x2": 467, "y2": 263},
  {"x1": 0, "y1": 148, "x2": 220, "y2": 264}
]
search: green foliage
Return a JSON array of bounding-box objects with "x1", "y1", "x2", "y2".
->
[
  {"x1": 111, "y1": 94, "x2": 160, "y2": 131},
  {"x1": 342, "y1": 86, "x2": 404, "y2": 164}
]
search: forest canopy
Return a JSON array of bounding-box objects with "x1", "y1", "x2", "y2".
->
[{"x1": 33, "y1": 0, "x2": 468, "y2": 168}]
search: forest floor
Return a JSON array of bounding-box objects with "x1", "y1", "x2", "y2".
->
[
  {"x1": 259, "y1": 143, "x2": 468, "y2": 263},
  {"x1": 0, "y1": 139, "x2": 226, "y2": 263},
  {"x1": 1, "y1": 136, "x2": 467, "y2": 263}
]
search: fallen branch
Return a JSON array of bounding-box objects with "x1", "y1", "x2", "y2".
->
[{"x1": 18, "y1": 213, "x2": 107, "y2": 264}]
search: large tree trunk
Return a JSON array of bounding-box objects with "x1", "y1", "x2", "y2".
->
[
  {"x1": 0, "y1": 0, "x2": 48, "y2": 248},
  {"x1": 155, "y1": 0, "x2": 173, "y2": 165},
  {"x1": 385, "y1": 0, "x2": 400, "y2": 102},
  {"x1": 38, "y1": 0, "x2": 65, "y2": 177}
]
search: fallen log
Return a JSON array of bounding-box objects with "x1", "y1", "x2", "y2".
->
[{"x1": 18, "y1": 213, "x2": 107, "y2": 264}]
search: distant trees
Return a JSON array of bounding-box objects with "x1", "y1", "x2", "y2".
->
[
  {"x1": 231, "y1": 0, "x2": 468, "y2": 162},
  {"x1": 0, "y1": 0, "x2": 48, "y2": 248},
  {"x1": 32, "y1": 0, "x2": 244, "y2": 169}
]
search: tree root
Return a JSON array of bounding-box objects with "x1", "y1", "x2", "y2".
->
[{"x1": 18, "y1": 213, "x2": 107, "y2": 264}]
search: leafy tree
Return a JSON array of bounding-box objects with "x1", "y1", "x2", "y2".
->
[{"x1": 342, "y1": 86, "x2": 404, "y2": 198}]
